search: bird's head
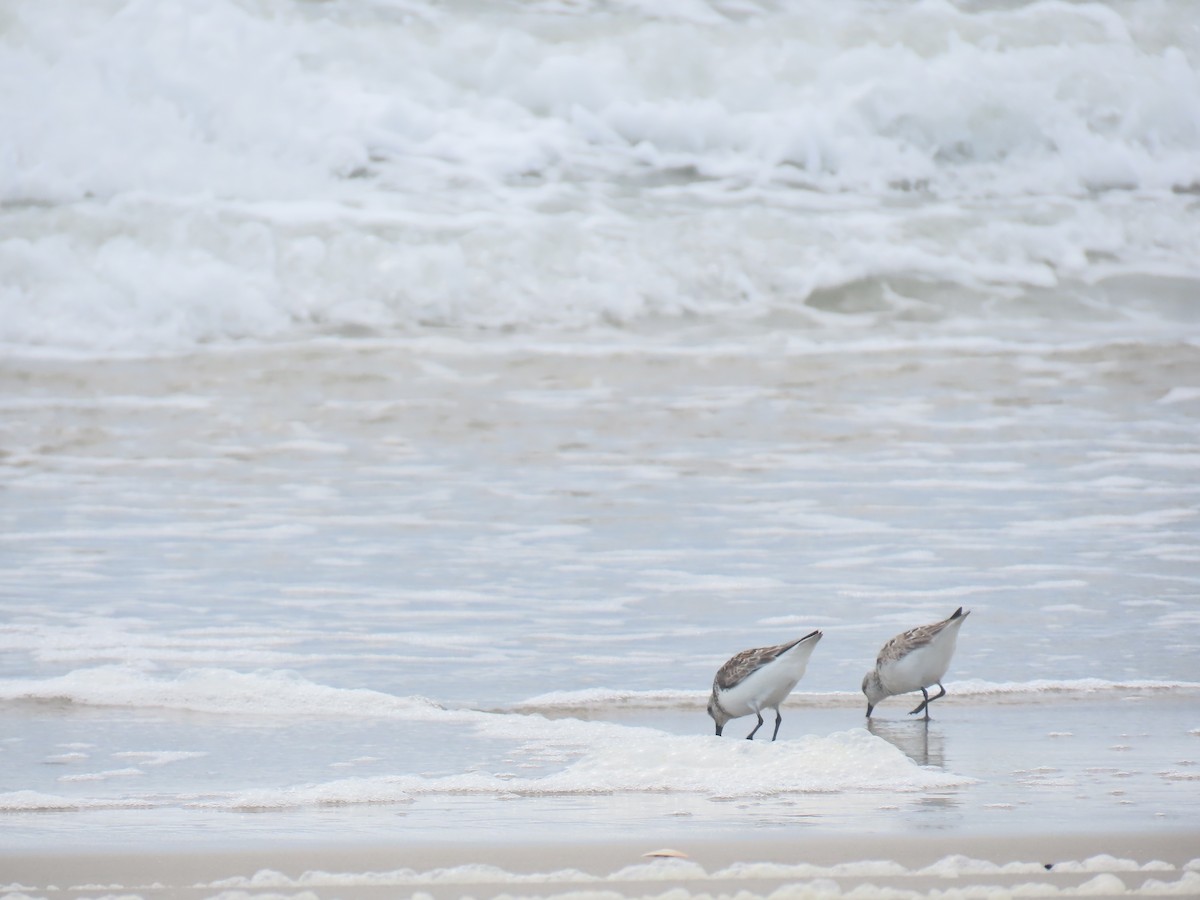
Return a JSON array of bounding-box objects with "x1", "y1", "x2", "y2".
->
[
  {"x1": 862, "y1": 671, "x2": 886, "y2": 717},
  {"x1": 707, "y1": 695, "x2": 730, "y2": 736}
]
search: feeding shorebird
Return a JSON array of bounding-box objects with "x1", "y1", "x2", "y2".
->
[
  {"x1": 862, "y1": 607, "x2": 970, "y2": 720},
  {"x1": 707, "y1": 629, "x2": 822, "y2": 740}
]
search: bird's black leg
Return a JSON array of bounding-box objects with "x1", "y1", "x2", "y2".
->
[
  {"x1": 927, "y1": 682, "x2": 947, "y2": 716},
  {"x1": 909, "y1": 687, "x2": 931, "y2": 717},
  {"x1": 771, "y1": 710, "x2": 783, "y2": 741},
  {"x1": 746, "y1": 711, "x2": 764, "y2": 740},
  {"x1": 910, "y1": 683, "x2": 948, "y2": 720}
]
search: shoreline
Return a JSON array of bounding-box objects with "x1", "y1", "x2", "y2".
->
[{"x1": 4, "y1": 830, "x2": 1197, "y2": 899}]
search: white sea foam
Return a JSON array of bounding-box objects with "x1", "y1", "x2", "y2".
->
[
  {"x1": 0, "y1": 790, "x2": 153, "y2": 812},
  {"x1": 1158, "y1": 387, "x2": 1200, "y2": 406},
  {"x1": 510, "y1": 688, "x2": 703, "y2": 712},
  {"x1": 202, "y1": 727, "x2": 969, "y2": 811},
  {"x1": 1051, "y1": 856, "x2": 1178, "y2": 874},
  {"x1": 57, "y1": 767, "x2": 145, "y2": 783},
  {"x1": 0, "y1": 668, "x2": 974, "y2": 807},
  {"x1": 5, "y1": 669, "x2": 1194, "y2": 723},
  {"x1": 112, "y1": 750, "x2": 209, "y2": 767},
  {"x1": 510, "y1": 680, "x2": 1200, "y2": 714},
  {"x1": 184, "y1": 878, "x2": 1200, "y2": 900},
  {"x1": 0, "y1": 666, "x2": 454, "y2": 722},
  {"x1": 945, "y1": 679, "x2": 1200, "y2": 699},
  {"x1": 0, "y1": 715, "x2": 974, "y2": 820},
  {"x1": 190, "y1": 855, "x2": 1200, "y2": 897},
  {"x1": 2, "y1": 0, "x2": 1198, "y2": 351},
  {"x1": 44, "y1": 751, "x2": 89, "y2": 764}
]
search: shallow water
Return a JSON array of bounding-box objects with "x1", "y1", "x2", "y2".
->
[
  {"x1": 2, "y1": 339, "x2": 1199, "y2": 849},
  {"x1": 1, "y1": 687, "x2": 1196, "y2": 851},
  {"x1": 2, "y1": 0, "x2": 1200, "y2": 855},
  {"x1": 4, "y1": 339, "x2": 1198, "y2": 696}
]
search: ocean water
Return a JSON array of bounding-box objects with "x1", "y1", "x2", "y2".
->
[{"x1": 1, "y1": 0, "x2": 1199, "y2": 853}]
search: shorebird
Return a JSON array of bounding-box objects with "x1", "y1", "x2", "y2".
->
[
  {"x1": 707, "y1": 630, "x2": 823, "y2": 740},
  {"x1": 862, "y1": 607, "x2": 970, "y2": 720}
]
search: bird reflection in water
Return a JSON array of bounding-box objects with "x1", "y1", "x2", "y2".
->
[{"x1": 867, "y1": 718, "x2": 946, "y2": 768}]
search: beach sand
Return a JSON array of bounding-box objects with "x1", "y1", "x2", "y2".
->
[{"x1": 3, "y1": 832, "x2": 1198, "y2": 899}]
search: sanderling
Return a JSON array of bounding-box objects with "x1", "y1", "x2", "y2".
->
[
  {"x1": 707, "y1": 630, "x2": 823, "y2": 740},
  {"x1": 862, "y1": 607, "x2": 970, "y2": 719}
]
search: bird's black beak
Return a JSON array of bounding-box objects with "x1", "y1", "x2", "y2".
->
[
  {"x1": 714, "y1": 723, "x2": 723, "y2": 736},
  {"x1": 865, "y1": 703, "x2": 874, "y2": 718}
]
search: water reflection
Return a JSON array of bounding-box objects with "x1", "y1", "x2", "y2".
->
[{"x1": 868, "y1": 718, "x2": 946, "y2": 768}]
